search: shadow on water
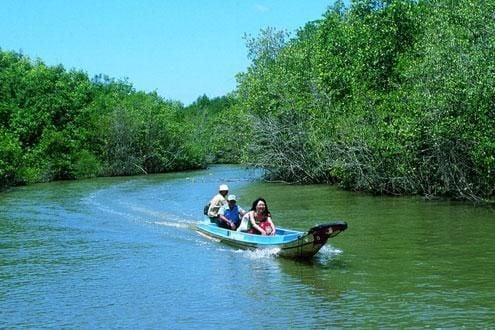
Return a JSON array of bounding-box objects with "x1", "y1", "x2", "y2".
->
[{"x1": 276, "y1": 246, "x2": 349, "y2": 297}]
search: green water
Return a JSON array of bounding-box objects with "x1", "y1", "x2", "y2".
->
[
  {"x1": 1, "y1": 165, "x2": 494, "y2": 328},
  {"x1": 241, "y1": 181, "x2": 495, "y2": 327}
]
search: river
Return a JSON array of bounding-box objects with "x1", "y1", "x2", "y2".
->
[{"x1": 1, "y1": 165, "x2": 494, "y2": 328}]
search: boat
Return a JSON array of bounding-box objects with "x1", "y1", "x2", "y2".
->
[{"x1": 196, "y1": 220, "x2": 348, "y2": 259}]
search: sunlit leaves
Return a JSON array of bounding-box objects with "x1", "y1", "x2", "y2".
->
[
  {"x1": 0, "y1": 50, "x2": 208, "y2": 188},
  {"x1": 235, "y1": 0, "x2": 495, "y2": 202}
]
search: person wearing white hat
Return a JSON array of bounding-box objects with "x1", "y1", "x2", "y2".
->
[
  {"x1": 217, "y1": 194, "x2": 246, "y2": 230},
  {"x1": 206, "y1": 184, "x2": 229, "y2": 222}
]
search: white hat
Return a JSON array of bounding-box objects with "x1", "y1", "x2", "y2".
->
[
  {"x1": 227, "y1": 194, "x2": 237, "y2": 201},
  {"x1": 219, "y1": 184, "x2": 229, "y2": 192}
]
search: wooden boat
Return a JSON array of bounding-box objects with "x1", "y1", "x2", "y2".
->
[{"x1": 196, "y1": 220, "x2": 347, "y2": 259}]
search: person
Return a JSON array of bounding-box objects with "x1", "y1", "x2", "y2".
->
[
  {"x1": 207, "y1": 184, "x2": 229, "y2": 223},
  {"x1": 217, "y1": 194, "x2": 246, "y2": 230},
  {"x1": 246, "y1": 197, "x2": 276, "y2": 236}
]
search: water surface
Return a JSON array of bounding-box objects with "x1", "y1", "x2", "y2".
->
[{"x1": 1, "y1": 165, "x2": 494, "y2": 328}]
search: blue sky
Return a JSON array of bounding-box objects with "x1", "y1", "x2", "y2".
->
[{"x1": 1, "y1": 1, "x2": 336, "y2": 105}]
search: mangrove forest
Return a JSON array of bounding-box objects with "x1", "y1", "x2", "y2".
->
[{"x1": 1, "y1": 0, "x2": 494, "y2": 203}]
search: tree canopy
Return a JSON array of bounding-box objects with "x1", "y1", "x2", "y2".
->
[
  {"x1": 234, "y1": 0, "x2": 495, "y2": 202},
  {"x1": 1, "y1": 0, "x2": 494, "y2": 203},
  {"x1": 0, "y1": 51, "x2": 206, "y2": 187}
]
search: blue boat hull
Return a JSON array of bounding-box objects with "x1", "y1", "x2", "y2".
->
[{"x1": 196, "y1": 220, "x2": 347, "y2": 259}]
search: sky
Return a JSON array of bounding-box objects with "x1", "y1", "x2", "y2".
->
[{"x1": 1, "y1": 1, "x2": 336, "y2": 105}]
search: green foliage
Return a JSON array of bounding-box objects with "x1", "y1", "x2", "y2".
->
[
  {"x1": 183, "y1": 94, "x2": 245, "y2": 164},
  {"x1": 0, "y1": 128, "x2": 22, "y2": 187},
  {"x1": 72, "y1": 150, "x2": 102, "y2": 179},
  {"x1": 234, "y1": 0, "x2": 495, "y2": 202},
  {"x1": 398, "y1": 0, "x2": 495, "y2": 200},
  {"x1": 37, "y1": 129, "x2": 76, "y2": 180},
  {"x1": 2, "y1": 0, "x2": 494, "y2": 203},
  {"x1": 0, "y1": 50, "x2": 208, "y2": 189}
]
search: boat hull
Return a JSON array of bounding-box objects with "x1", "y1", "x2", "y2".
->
[{"x1": 196, "y1": 221, "x2": 347, "y2": 259}]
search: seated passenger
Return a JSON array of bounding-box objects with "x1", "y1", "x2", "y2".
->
[
  {"x1": 218, "y1": 194, "x2": 246, "y2": 230},
  {"x1": 246, "y1": 197, "x2": 276, "y2": 236},
  {"x1": 207, "y1": 184, "x2": 229, "y2": 223}
]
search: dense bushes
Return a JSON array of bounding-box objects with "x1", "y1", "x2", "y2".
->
[
  {"x1": 235, "y1": 0, "x2": 495, "y2": 202},
  {"x1": 0, "y1": 50, "x2": 207, "y2": 187},
  {"x1": 183, "y1": 95, "x2": 248, "y2": 164},
  {"x1": 1, "y1": 0, "x2": 493, "y2": 203}
]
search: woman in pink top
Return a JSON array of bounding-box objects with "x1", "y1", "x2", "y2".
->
[{"x1": 246, "y1": 197, "x2": 276, "y2": 236}]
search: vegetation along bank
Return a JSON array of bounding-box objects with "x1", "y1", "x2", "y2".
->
[{"x1": 1, "y1": 0, "x2": 494, "y2": 203}]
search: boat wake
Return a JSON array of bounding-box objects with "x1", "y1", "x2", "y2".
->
[
  {"x1": 241, "y1": 247, "x2": 281, "y2": 260},
  {"x1": 153, "y1": 220, "x2": 193, "y2": 230},
  {"x1": 314, "y1": 245, "x2": 343, "y2": 262},
  {"x1": 131, "y1": 206, "x2": 197, "y2": 227}
]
